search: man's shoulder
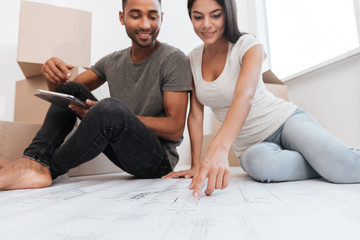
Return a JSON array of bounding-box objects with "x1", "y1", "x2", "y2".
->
[
  {"x1": 101, "y1": 48, "x2": 130, "y2": 62},
  {"x1": 159, "y1": 42, "x2": 182, "y2": 53},
  {"x1": 157, "y1": 43, "x2": 187, "y2": 60},
  {"x1": 103, "y1": 47, "x2": 130, "y2": 60}
]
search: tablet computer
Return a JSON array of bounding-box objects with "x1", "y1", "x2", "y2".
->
[{"x1": 34, "y1": 89, "x2": 89, "y2": 109}]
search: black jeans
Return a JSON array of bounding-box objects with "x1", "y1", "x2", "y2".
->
[{"x1": 23, "y1": 82, "x2": 172, "y2": 179}]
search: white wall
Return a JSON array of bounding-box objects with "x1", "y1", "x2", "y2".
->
[
  {"x1": 0, "y1": 0, "x2": 25, "y2": 122},
  {"x1": 286, "y1": 55, "x2": 360, "y2": 148}
]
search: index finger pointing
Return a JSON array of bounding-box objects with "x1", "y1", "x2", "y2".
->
[{"x1": 191, "y1": 168, "x2": 208, "y2": 198}]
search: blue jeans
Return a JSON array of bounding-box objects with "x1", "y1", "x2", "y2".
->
[
  {"x1": 23, "y1": 82, "x2": 172, "y2": 179},
  {"x1": 239, "y1": 109, "x2": 360, "y2": 183}
]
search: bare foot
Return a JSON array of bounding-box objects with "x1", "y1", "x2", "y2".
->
[
  {"x1": 0, "y1": 158, "x2": 10, "y2": 169},
  {"x1": 0, "y1": 157, "x2": 52, "y2": 190}
]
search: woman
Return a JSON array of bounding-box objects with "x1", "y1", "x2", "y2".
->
[{"x1": 163, "y1": 0, "x2": 360, "y2": 198}]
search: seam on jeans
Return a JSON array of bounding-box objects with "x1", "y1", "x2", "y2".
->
[
  {"x1": 109, "y1": 125, "x2": 168, "y2": 176},
  {"x1": 21, "y1": 155, "x2": 50, "y2": 168},
  {"x1": 40, "y1": 111, "x2": 76, "y2": 166},
  {"x1": 67, "y1": 131, "x2": 106, "y2": 169}
]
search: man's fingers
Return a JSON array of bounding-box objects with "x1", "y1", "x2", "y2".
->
[
  {"x1": 162, "y1": 171, "x2": 182, "y2": 179},
  {"x1": 65, "y1": 64, "x2": 74, "y2": 71},
  {"x1": 69, "y1": 104, "x2": 88, "y2": 118},
  {"x1": 47, "y1": 69, "x2": 63, "y2": 84},
  {"x1": 162, "y1": 169, "x2": 194, "y2": 179},
  {"x1": 161, "y1": 172, "x2": 174, "y2": 179},
  {"x1": 42, "y1": 63, "x2": 63, "y2": 84},
  {"x1": 42, "y1": 58, "x2": 71, "y2": 84},
  {"x1": 86, "y1": 99, "x2": 97, "y2": 107},
  {"x1": 53, "y1": 58, "x2": 72, "y2": 79},
  {"x1": 57, "y1": 62, "x2": 72, "y2": 79},
  {"x1": 42, "y1": 72, "x2": 59, "y2": 86},
  {"x1": 48, "y1": 60, "x2": 68, "y2": 81}
]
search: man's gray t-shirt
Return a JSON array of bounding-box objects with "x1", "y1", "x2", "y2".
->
[{"x1": 91, "y1": 43, "x2": 192, "y2": 169}]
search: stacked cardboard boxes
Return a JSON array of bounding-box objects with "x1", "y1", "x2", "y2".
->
[
  {"x1": 0, "y1": 1, "x2": 115, "y2": 176},
  {"x1": 15, "y1": 1, "x2": 91, "y2": 124}
]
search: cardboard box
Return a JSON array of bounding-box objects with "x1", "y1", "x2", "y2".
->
[
  {"x1": 263, "y1": 70, "x2": 288, "y2": 100},
  {"x1": 14, "y1": 76, "x2": 50, "y2": 124},
  {"x1": 14, "y1": 68, "x2": 79, "y2": 124},
  {"x1": 68, "y1": 154, "x2": 122, "y2": 177},
  {"x1": 4, "y1": 2, "x2": 113, "y2": 177},
  {"x1": 0, "y1": 121, "x2": 41, "y2": 162},
  {"x1": 17, "y1": 1, "x2": 91, "y2": 78}
]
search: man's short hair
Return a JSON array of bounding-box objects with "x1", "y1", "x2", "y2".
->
[{"x1": 122, "y1": 0, "x2": 162, "y2": 10}]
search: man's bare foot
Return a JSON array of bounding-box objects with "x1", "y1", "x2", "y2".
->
[
  {"x1": 0, "y1": 157, "x2": 52, "y2": 190},
  {"x1": 0, "y1": 158, "x2": 10, "y2": 169}
]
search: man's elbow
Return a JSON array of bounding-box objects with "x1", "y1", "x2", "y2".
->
[{"x1": 167, "y1": 125, "x2": 185, "y2": 141}]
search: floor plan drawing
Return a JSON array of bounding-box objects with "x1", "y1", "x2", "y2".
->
[{"x1": 1, "y1": 167, "x2": 360, "y2": 240}]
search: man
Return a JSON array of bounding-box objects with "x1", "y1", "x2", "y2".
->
[{"x1": 0, "y1": 0, "x2": 192, "y2": 190}]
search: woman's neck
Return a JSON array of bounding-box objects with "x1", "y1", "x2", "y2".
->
[{"x1": 203, "y1": 36, "x2": 229, "y2": 56}]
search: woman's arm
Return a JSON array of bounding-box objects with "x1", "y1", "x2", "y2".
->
[
  {"x1": 190, "y1": 44, "x2": 265, "y2": 197},
  {"x1": 162, "y1": 81, "x2": 204, "y2": 178},
  {"x1": 188, "y1": 83, "x2": 205, "y2": 170}
]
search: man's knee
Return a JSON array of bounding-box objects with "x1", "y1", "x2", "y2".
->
[
  {"x1": 90, "y1": 98, "x2": 132, "y2": 122},
  {"x1": 57, "y1": 81, "x2": 86, "y2": 94}
]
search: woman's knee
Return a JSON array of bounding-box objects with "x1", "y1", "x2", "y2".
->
[{"x1": 240, "y1": 143, "x2": 283, "y2": 183}]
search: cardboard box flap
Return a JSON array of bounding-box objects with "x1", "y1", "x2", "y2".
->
[
  {"x1": 262, "y1": 70, "x2": 284, "y2": 85},
  {"x1": 17, "y1": 1, "x2": 91, "y2": 78},
  {"x1": 16, "y1": 62, "x2": 43, "y2": 79}
]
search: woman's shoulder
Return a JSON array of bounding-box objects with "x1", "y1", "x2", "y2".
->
[
  {"x1": 233, "y1": 34, "x2": 262, "y2": 49},
  {"x1": 231, "y1": 34, "x2": 263, "y2": 62},
  {"x1": 188, "y1": 44, "x2": 204, "y2": 60}
]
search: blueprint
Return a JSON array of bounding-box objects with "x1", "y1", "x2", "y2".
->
[{"x1": 1, "y1": 168, "x2": 360, "y2": 240}]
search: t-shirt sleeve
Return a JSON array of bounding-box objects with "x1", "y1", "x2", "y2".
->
[
  {"x1": 233, "y1": 34, "x2": 265, "y2": 65},
  {"x1": 161, "y1": 50, "x2": 193, "y2": 92},
  {"x1": 90, "y1": 53, "x2": 112, "y2": 81}
]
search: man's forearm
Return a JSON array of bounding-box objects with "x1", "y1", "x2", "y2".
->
[{"x1": 136, "y1": 115, "x2": 184, "y2": 141}]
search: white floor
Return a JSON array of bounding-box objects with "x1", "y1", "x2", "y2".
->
[{"x1": 1, "y1": 167, "x2": 360, "y2": 240}]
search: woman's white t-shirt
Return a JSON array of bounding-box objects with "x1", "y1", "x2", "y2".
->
[{"x1": 188, "y1": 34, "x2": 298, "y2": 157}]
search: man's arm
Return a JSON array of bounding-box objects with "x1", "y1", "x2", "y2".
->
[
  {"x1": 73, "y1": 69, "x2": 106, "y2": 91},
  {"x1": 42, "y1": 57, "x2": 105, "y2": 91},
  {"x1": 137, "y1": 91, "x2": 189, "y2": 141}
]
